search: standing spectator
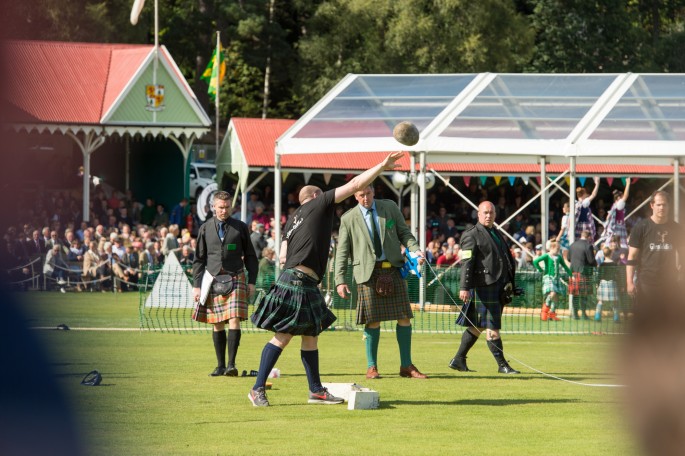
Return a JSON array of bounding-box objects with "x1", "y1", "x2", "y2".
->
[
  {"x1": 568, "y1": 230, "x2": 597, "y2": 320},
  {"x1": 250, "y1": 222, "x2": 267, "y2": 259},
  {"x1": 575, "y1": 177, "x2": 600, "y2": 242},
  {"x1": 191, "y1": 192, "x2": 258, "y2": 378},
  {"x1": 43, "y1": 244, "x2": 68, "y2": 292},
  {"x1": 249, "y1": 152, "x2": 403, "y2": 407},
  {"x1": 334, "y1": 184, "x2": 427, "y2": 380},
  {"x1": 627, "y1": 191, "x2": 684, "y2": 309},
  {"x1": 140, "y1": 198, "x2": 156, "y2": 226},
  {"x1": 533, "y1": 240, "x2": 571, "y2": 321},
  {"x1": 161, "y1": 225, "x2": 180, "y2": 257},
  {"x1": 449, "y1": 201, "x2": 520, "y2": 375},
  {"x1": 169, "y1": 198, "x2": 188, "y2": 229}
]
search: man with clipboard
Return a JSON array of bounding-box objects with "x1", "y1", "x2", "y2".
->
[{"x1": 192, "y1": 191, "x2": 259, "y2": 377}]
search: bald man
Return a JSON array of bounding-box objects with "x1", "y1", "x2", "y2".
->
[
  {"x1": 249, "y1": 152, "x2": 404, "y2": 407},
  {"x1": 449, "y1": 201, "x2": 520, "y2": 374}
]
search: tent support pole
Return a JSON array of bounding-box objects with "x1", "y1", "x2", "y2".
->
[
  {"x1": 274, "y1": 153, "x2": 282, "y2": 277},
  {"x1": 540, "y1": 156, "x2": 547, "y2": 252},
  {"x1": 675, "y1": 159, "x2": 680, "y2": 223},
  {"x1": 418, "y1": 151, "x2": 427, "y2": 311}
]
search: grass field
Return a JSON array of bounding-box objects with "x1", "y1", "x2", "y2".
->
[{"x1": 15, "y1": 291, "x2": 639, "y2": 456}]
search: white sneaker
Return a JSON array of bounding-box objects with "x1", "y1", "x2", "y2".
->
[
  {"x1": 60, "y1": 287, "x2": 66, "y2": 293},
  {"x1": 57, "y1": 279, "x2": 67, "y2": 285}
]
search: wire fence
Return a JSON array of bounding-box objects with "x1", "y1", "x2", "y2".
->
[{"x1": 138, "y1": 260, "x2": 631, "y2": 336}]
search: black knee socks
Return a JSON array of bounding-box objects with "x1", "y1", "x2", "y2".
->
[
  {"x1": 487, "y1": 338, "x2": 505, "y2": 365},
  {"x1": 456, "y1": 329, "x2": 479, "y2": 358},
  {"x1": 301, "y1": 350, "x2": 322, "y2": 393},
  {"x1": 227, "y1": 329, "x2": 241, "y2": 367},
  {"x1": 254, "y1": 343, "x2": 282, "y2": 390},
  {"x1": 212, "y1": 330, "x2": 227, "y2": 368}
]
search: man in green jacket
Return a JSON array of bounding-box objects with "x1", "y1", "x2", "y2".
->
[{"x1": 335, "y1": 185, "x2": 427, "y2": 379}]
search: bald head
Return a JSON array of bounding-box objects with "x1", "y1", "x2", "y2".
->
[
  {"x1": 477, "y1": 201, "x2": 496, "y2": 228},
  {"x1": 299, "y1": 185, "x2": 322, "y2": 204}
]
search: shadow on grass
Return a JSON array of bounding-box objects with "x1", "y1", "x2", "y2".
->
[{"x1": 380, "y1": 398, "x2": 582, "y2": 408}]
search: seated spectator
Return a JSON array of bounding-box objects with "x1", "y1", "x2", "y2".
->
[
  {"x1": 436, "y1": 248, "x2": 458, "y2": 267},
  {"x1": 177, "y1": 244, "x2": 195, "y2": 269},
  {"x1": 153, "y1": 204, "x2": 169, "y2": 228}
]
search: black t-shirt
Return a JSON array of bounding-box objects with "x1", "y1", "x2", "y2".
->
[
  {"x1": 283, "y1": 189, "x2": 335, "y2": 279},
  {"x1": 629, "y1": 218, "x2": 682, "y2": 286}
]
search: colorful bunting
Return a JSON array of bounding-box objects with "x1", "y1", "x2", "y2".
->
[
  {"x1": 323, "y1": 173, "x2": 332, "y2": 185},
  {"x1": 494, "y1": 176, "x2": 502, "y2": 185},
  {"x1": 464, "y1": 176, "x2": 471, "y2": 187},
  {"x1": 479, "y1": 176, "x2": 487, "y2": 186},
  {"x1": 607, "y1": 177, "x2": 614, "y2": 186},
  {"x1": 508, "y1": 176, "x2": 516, "y2": 186},
  {"x1": 579, "y1": 177, "x2": 587, "y2": 186}
]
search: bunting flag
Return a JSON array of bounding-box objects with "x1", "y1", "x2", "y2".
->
[
  {"x1": 201, "y1": 43, "x2": 226, "y2": 101},
  {"x1": 579, "y1": 177, "x2": 587, "y2": 186},
  {"x1": 564, "y1": 177, "x2": 571, "y2": 186},
  {"x1": 508, "y1": 176, "x2": 516, "y2": 186},
  {"x1": 323, "y1": 173, "x2": 332, "y2": 185},
  {"x1": 303, "y1": 172, "x2": 312, "y2": 184},
  {"x1": 535, "y1": 176, "x2": 541, "y2": 185},
  {"x1": 463, "y1": 176, "x2": 471, "y2": 187},
  {"x1": 522, "y1": 175, "x2": 530, "y2": 185},
  {"x1": 607, "y1": 177, "x2": 614, "y2": 186},
  {"x1": 479, "y1": 176, "x2": 487, "y2": 186},
  {"x1": 494, "y1": 176, "x2": 502, "y2": 185},
  {"x1": 620, "y1": 177, "x2": 626, "y2": 186},
  {"x1": 281, "y1": 171, "x2": 290, "y2": 182},
  {"x1": 632, "y1": 177, "x2": 639, "y2": 183}
]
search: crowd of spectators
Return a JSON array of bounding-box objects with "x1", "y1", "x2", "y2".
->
[{"x1": 0, "y1": 177, "x2": 660, "y2": 294}]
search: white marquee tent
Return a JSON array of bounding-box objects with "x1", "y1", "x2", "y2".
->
[{"x1": 273, "y1": 73, "x2": 685, "y2": 303}]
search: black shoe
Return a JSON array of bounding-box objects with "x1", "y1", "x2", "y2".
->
[
  {"x1": 449, "y1": 356, "x2": 475, "y2": 372},
  {"x1": 224, "y1": 365, "x2": 238, "y2": 377},
  {"x1": 497, "y1": 362, "x2": 520, "y2": 374},
  {"x1": 210, "y1": 366, "x2": 226, "y2": 376}
]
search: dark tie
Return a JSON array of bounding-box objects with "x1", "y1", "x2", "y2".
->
[
  {"x1": 368, "y1": 208, "x2": 383, "y2": 259},
  {"x1": 219, "y1": 221, "x2": 226, "y2": 240}
]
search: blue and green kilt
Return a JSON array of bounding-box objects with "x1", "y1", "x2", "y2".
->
[
  {"x1": 597, "y1": 279, "x2": 618, "y2": 302},
  {"x1": 192, "y1": 271, "x2": 248, "y2": 324},
  {"x1": 250, "y1": 269, "x2": 336, "y2": 336},
  {"x1": 558, "y1": 233, "x2": 569, "y2": 251},
  {"x1": 456, "y1": 280, "x2": 504, "y2": 330},
  {"x1": 542, "y1": 275, "x2": 565, "y2": 295},
  {"x1": 356, "y1": 267, "x2": 413, "y2": 325}
]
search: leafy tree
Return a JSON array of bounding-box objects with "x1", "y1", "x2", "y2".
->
[
  {"x1": 527, "y1": 0, "x2": 648, "y2": 72},
  {"x1": 296, "y1": 0, "x2": 534, "y2": 108}
]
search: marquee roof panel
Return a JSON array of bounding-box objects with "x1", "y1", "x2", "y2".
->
[{"x1": 276, "y1": 73, "x2": 685, "y2": 163}]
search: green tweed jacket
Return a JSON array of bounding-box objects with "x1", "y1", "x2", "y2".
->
[{"x1": 334, "y1": 199, "x2": 419, "y2": 286}]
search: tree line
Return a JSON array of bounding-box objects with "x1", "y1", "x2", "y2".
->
[{"x1": 5, "y1": 0, "x2": 685, "y2": 122}]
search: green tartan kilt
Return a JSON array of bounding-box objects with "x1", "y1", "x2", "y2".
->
[
  {"x1": 250, "y1": 269, "x2": 336, "y2": 336},
  {"x1": 356, "y1": 267, "x2": 413, "y2": 325},
  {"x1": 456, "y1": 280, "x2": 504, "y2": 330},
  {"x1": 192, "y1": 271, "x2": 248, "y2": 324}
]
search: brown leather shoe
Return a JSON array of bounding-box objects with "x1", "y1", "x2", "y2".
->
[
  {"x1": 399, "y1": 364, "x2": 428, "y2": 379},
  {"x1": 366, "y1": 366, "x2": 381, "y2": 379}
]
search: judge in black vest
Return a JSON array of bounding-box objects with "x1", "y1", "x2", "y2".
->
[
  {"x1": 192, "y1": 191, "x2": 258, "y2": 377},
  {"x1": 449, "y1": 200, "x2": 520, "y2": 374}
]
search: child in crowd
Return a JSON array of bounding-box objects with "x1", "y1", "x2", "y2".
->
[
  {"x1": 532, "y1": 239, "x2": 571, "y2": 321},
  {"x1": 595, "y1": 246, "x2": 621, "y2": 323}
]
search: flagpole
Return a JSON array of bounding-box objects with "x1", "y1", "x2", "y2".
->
[
  {"x1": 215, "y1": 31, "x2": 220, "y2": 163},
  {"x1": 152, "y1": 0, "x2": 159, "y2": 123}
]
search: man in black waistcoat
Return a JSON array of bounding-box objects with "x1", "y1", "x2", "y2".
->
[
  {"x1": 192, "y1": 191, "x2": 258, "y2": 377},
  {"x1": 449, "y1": 201, "x2": 520, "y2": 374}
]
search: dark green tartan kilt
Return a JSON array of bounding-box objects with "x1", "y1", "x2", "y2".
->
[
  {"x1": 356, "y1": 267, "x2": 413, "y2": 325},
  {"x1": 456, "y1": 281, "x2": 504, "y2": 330},
  {"x1": 250, "y1": 269, "x2": 336, "y2": 337},
  {"x1": 192, "y1": 271, "x2": 249, "y2": 324}
]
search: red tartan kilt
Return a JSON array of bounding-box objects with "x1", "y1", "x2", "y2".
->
[
  {"x1": 568, "y1": 272, "x2": 592, "y2": 296},
  {"x1": 192, "y1": 272, "x2": 249, "y2": 323}
]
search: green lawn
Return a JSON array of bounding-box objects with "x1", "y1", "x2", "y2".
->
[{"x1": 17, "y1": 292, "x2": 638, "y2": 456}]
